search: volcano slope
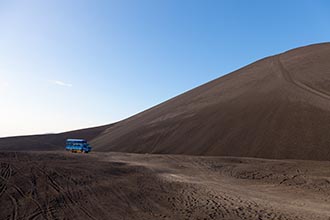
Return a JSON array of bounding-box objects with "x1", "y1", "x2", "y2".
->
[{"x1": 89, "y1": 42, "x2": 330, "y2": 160}]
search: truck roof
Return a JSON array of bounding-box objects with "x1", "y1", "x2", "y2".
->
[{"x1": 66, "y1": 139, "x2": 86, "y2": 142}]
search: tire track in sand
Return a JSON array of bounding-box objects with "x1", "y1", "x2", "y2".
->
[
  {"x1": 276, "y1": 55, "x2": 330, "y2": 101},
  {"x1": 35, "y1": 166, "x2": 97, "y2": 220},
  {"x1": 7, "y1": 193, "x2": 18, "y2": 220},
  {"x1": 0, "y1": 163, "x2": 12, "y2": 198}
]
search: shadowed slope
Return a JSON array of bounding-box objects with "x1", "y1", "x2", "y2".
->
[{"x1": 90, "y1": 43, "x2": 330, "y2": 160}]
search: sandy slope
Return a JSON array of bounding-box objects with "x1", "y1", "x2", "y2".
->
[
  {"x1": 1, "y1": 151, "x2": 330, "y2": 220},
  {"x1": 88, "y1": 43, "x2": 330, "y2": 160}
]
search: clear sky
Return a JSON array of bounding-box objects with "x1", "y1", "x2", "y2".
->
[{"x1": 1, "y1": 0, "x2": 329, "y2": 137}]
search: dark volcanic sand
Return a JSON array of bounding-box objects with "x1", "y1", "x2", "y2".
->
[
  {"x1": 90, "y1": 43, "x2": 330, "y2": 160},
  {"x1": 1, "y1": 151, "x2": 329, "y2": 220}
]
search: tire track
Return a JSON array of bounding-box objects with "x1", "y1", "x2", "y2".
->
[
  {"x1": 0, "y1": 163, "x2": 18, "y2": 220},
  {"x1": 0, "y1": 162, "x2": 47, "y2": 220},
  {"x1": 35, "y1": 166, "x2": 97, "y2": 220},
  {"x1": 27, "y1": 207, "x2": 43, "y2": 220},
  {"x1": 7, "y1": 193, "x2": 18, "y2": 220},
  {"x1": 276, "y1": 55, "x2": 330, "y2": 101},
  {"x1": 157, "y1": 157, "x2": 307, "y2": 220},
  {"x1": 14, "y1": 171, "x2": 49, "y2": 220},
  {"x1": 0, "y1": 163, "x2": 12, "y2": 198},
  {"x1": 162, "y1": 178, "x2": 302, "y2": 220}
]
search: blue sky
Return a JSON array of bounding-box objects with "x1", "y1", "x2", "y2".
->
[{"x1": 0, "y1": 0, "x2": 329, "y2": 137}]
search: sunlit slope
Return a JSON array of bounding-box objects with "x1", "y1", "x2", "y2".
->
[{"x1": 91, "y1": 43, "x2": 330, "y2": 160}]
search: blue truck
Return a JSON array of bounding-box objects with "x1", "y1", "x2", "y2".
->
[{"x1": 65, "y1": 139, "x2": 92, "y2": 153}]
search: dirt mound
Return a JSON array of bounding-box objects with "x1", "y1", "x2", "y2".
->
[{"x1": 90, "y1": 43, "x2": 330, "y2": 160}]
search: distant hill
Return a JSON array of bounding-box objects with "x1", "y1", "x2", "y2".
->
[
  {"x1": 2, "y1": 43, "x2": 330, "y2": 160},
  {"x1": 0, "y1": 124, "x2": 111, "y2": 151}
]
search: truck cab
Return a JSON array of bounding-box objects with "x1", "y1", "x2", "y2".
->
[{"x1": 65, "y1": 139, "x2": 92, "y2": 153}]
